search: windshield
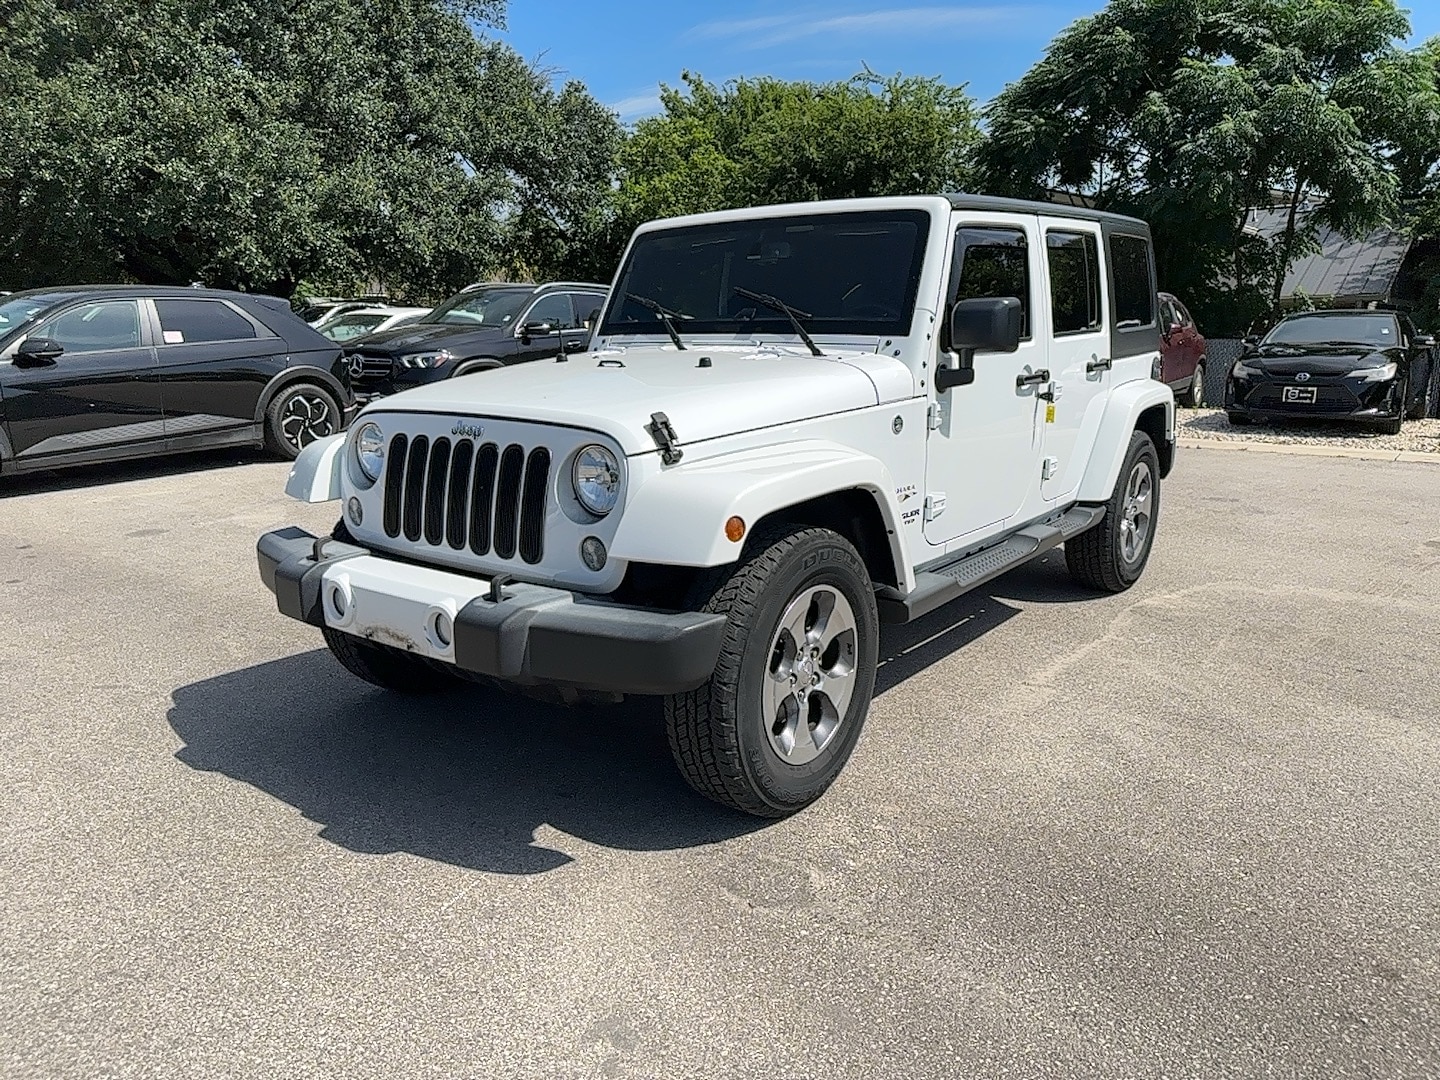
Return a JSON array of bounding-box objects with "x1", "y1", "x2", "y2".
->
[
  {"x1": 0, "y1": 293, "x2": 71, "y2": 339},
  {"x1": 427, "y1": 288, "x2": 530, "y2": 327},
  {"x1": 600, "y1": 210, "x2": 931, "y2": 341},
  {"x1": 1265, "y1": 314, "x2": 1398, "y2": 348},
  {"x1": 320, "y1": 313, "x2": 388, "y2": 341}
]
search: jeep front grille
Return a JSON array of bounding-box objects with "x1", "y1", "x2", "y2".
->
[{"x1": 381, "y1": 433, "x2": 550, "y2": 564}]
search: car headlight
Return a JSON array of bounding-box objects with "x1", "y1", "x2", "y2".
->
[
  {"x1": 1232, "y1": 360, "x2": 1263, "y2": 379},
  {"x1": 1347, "y1": 362, "x2": 1397, "y2": 383},
  {"x1": 572, "y1": 444, "x2": 621, "y2": 516},
  {"x1": 354, "y1": 422, "x2": 385, "y2": 482},
  {"x1": 398, "y1": 350, "x2": 453, "y2": 369}
]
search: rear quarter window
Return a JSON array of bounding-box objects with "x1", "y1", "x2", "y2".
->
[
  {"x1": 1110, "y1": 234, "x2": 1155, "y2": 329},
  {"x1": 155, "y1": 299, "x2": 258, "y2": 344}
]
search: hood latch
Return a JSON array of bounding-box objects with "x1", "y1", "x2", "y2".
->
[{"x1": 646, "y1": 412, "x2": 684, "y2": 465}]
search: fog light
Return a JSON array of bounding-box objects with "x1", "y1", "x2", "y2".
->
[
  {"x1": 346, "y1": 496, "x2": 364, "y2": 527},
  {"x1": 432, "y1": 610, "x2": 452, "y2": 648},
  {"x1": 725, "y1": 516, "x2": 746, "y2": 542},
  {"x1": 328, "y1": 584, "x2": 348, "y2": 619},
  {"x1": 580, "y1": 536, "x2": 608, "y2": 571}
]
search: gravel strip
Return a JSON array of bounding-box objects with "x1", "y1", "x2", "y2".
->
[{"x1": 1177, "y1": 407, "x2": 1440, "y2": 454}]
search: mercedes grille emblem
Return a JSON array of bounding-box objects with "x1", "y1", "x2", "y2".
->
[
  {"x1": 348, "y1": 355, "x2": 365, "y2": 378},
  {"x1": 1295, "y1": 372, "x2": 1311, "y2": 381}
]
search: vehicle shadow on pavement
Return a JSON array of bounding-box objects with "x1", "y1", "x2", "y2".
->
[
  {"x1": 166, "y1": 567, "x2": 1075, "y2": 876},
  {"x1": 168, "y1": 650, "x2": 766, "y2": 875},
  {"x1": 0, "y1": 448, "x2": 265, "y2": 497}
]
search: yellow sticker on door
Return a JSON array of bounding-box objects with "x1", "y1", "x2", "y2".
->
[{"x1": 1045, "y1": 403, "x2": 1056, "y2": 424}]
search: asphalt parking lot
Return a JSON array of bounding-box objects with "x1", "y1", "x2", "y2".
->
[{"x1": 2, "y1": 446, "x2": 1438, "y2": 1079}]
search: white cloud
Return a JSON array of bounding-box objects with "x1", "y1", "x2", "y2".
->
[
  {"x1": 609, "y1": 92, "x2": 663, "y2": 120},
  {"x1": 688, "y1": 5, "x2": 1043, "y2": 48}
]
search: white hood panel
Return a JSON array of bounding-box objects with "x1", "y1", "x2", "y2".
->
[{"x1": 365, "y1": 345, "x2": 916, "y2": 455}]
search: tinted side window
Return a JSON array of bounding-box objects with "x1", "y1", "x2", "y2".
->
[
  {"x1": 1047, "y1": 231, "x2": 1102, "y2": 335},
  {"x1": 950, "y1": 227, "x2": 1030, "y2": 338},
  {"x1": 42, "y1": 300, "x2": 142, "y2": 353},
  {"x1": 573, "y1": 293, "x2": 607, "y2": 329},
  {"x1": 1110, "y1": 234, "x2": 1154, "y2": 328},
  {"x1": 524, "y1": 293, "x2": 574, "y2": 329},
  {"x1": 155, "y1": 300, "x2": 257, "y2": 344}
]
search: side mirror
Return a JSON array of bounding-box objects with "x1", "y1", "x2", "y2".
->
[
  {"x1": 1416, "y1": 334, "x2": 1436, "y2": 348},
  {"x1": 14, "y1": 337, "x2": 63, "y2": 366},
  {"x1": 937, "y1": 297, "x2": 1022, "y2": 392},
  {"x1": 520, "y1": 321, "x2": 556, "y2": 338},
  {"x1": 1243, "y1": 334, "x2": 1259, "y2": 346}
]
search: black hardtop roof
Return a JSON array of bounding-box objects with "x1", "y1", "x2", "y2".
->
[{"x1": 942, "y1": 193, "x2": 1152, "y2": 233}]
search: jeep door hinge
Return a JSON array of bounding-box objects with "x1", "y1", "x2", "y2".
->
[
  {"x1": 1041, "y1": 456, "x2": 1059, "y2": 480},
  {"x1": 924, "y1": 492, "x2": 947, "y2": 521},
  {"x1": 926, "y1": 403, "x2": 943, "y2": 430}
]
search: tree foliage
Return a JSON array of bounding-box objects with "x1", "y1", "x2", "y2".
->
[
  {"x1": 979, "y1": 0, "x2": 1440, "y2": 334},
  {"x1": 612, "y1": 70, "x2": 981, "y2": 251},
  {"x1": 0, "y1": 0, "x2": 621, "y2": 299}
]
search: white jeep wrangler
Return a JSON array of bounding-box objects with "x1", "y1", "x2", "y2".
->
[{"x1": 258, "y1": 194, "x2": 1175, "y2": 818}]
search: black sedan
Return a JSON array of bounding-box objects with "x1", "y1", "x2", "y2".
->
[
  {"x1": 0, "y1": 286, "x2": 351, "y2": 476},
  {"x1": 1225, "y1": 310, "x2": 1435, "y2": 434}
]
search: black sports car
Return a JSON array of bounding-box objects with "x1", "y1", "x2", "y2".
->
[
  {"x1": 1225, "y1": 310, "x2": 1435, "y2": 434},
  {"x1": 344, "y1": 281, "x2": 609, "y2": 401},
  {"x1": 0, "y1": 286, "x2": 350, "y2": 476}
]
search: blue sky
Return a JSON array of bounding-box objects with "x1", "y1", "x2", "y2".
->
[{"x1": 494, "y1": 1, "x2": 1440, "y2": 122}]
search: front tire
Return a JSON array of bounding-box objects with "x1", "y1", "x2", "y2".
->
[
  {"x1": 1406, "y1": 362, "x2": 1430, "y2": 420},
  {"x1": 1065, "y1": 431, "x2": 1160, "y2": 594},
  {"x1": 265, "y1": 382, "x2": 341, "y2": 460},
  {"x1": 664, "y1": 526, "x2": 879, "y2": 818},
  {"x1": 322, "y1": 626, "x2": 460, "y2": 693},
  {"x1": 1181, "y1": 360, "x2": 1206, "y2": 408},
  {"x1": 1226, "y1": 411, "x2": 1252, "y2": 426}
]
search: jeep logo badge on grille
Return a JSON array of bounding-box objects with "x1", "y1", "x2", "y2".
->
[{"x1": 452, "y1": 422, "x2": 486, "y2": 438}]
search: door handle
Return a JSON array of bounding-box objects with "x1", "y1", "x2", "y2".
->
[
  {"x1": 1015, "y1": 369, "x2": 1050, "y2": 388},
  {"x1": 1086, "y1": 355, "x2": 1112, "y2": 373}
]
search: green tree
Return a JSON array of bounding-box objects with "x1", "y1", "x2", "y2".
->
[
  {"x1": 613, "y1": 70, "x2": 981, "y2": 251},
  {"x1": 979, "y1": 0, "x2": 1438, "y2": 334},
  {"x1": 0, "y1": 0, "x2": 622, "y2": 299}
]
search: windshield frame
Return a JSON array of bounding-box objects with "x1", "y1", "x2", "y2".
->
[
  {"x1": 598, "y1": 209, "x2": 932, "y2": 342},
  {"x1": 1263, "y1": 312, "x2": 1401, "y2": 349}
]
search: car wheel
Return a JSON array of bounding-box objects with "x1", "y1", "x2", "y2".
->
[
  {"x1": 1181, "y1": 361, "x2": 1206, "y2": 408},
  {"x1": 265, "y1": 382, "x2": 341, "y2": 460},
  {"x1": 664, "y1": 525, "x2": 879, "y2": 818},
  {"x1": 1064, "y1": 431, "x2": 1160, "y2": 594},
  {"x1": 1226, "y1": 411, "x2": 1252, "y2": 426},
  {"x1": 1376, "y1": 415, "x2": 1403, "y2": 436},
  {"x1": 321, "y1": 626, "x2": 461, "y2": 693}
]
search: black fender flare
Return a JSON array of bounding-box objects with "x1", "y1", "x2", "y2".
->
[{"x1": 253, "y1": 366, "x2": 351, "y2": 425}]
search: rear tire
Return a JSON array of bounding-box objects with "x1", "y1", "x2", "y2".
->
[
  {"x1": 1180, "y1": 361, "x2": 1206, "y2": 408},
  {"x1": 1065, "y1": 431, "x2": 1160, "y2": 594},
  {"x1": 664, "y1": 525, "x2": 879, "y2": 818},
  {"x1": 322, "y1": 626, "x2": 460, "y2": 693},
  {"x1": 265, "y1": 381, "x2": 341, "y2": 460}
]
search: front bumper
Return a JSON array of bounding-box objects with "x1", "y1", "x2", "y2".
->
[
  {"x1": 257, "y1": 528, "x2": 727, "y2": 696},
  {"x1": 1225, "y1": 375, "x2": 1402, "y2": 421}
]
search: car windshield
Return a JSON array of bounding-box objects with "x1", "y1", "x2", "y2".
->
[
  {"x1": 0, "y1": 293, "x2": 71, "y2": 338},
  {"x1": 320, "y1": 313, "x2": 388, "y2": 341},
  {"x1": 1265, "y1": 314, "x2": 1398, "y2": 348},
  {"x1": 599, "y1": 209, "x2": 931, "y2": 341},
  {"x1": 427, "y1": 288, "x2": 531, "y2": 327}
]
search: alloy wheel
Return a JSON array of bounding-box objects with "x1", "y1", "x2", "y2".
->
[
  {"x1": 762, "y1": 585, "x2": 859, "y2": 766},
  {"x1": 1118, "y1": 460, "x2": 1153, "y2": 564},
  {"x1": 281, "y1": 392, "x2": 337, "y2": 451}
]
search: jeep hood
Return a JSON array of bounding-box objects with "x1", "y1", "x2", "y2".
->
[{"x1": 361, "y1": 344, "x2": 914, "y2": 455}]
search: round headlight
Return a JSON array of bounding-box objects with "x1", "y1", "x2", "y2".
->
[
  {"x1": 572, "y1": 444, "x2": 621, "y2": 516},
  {"x1": 355, "y1": 422, "x2": 385, "y2": 482}
]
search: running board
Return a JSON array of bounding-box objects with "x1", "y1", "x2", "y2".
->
[{"x1": 876, "y1": 506, "x2": 1105, "y2": 624}]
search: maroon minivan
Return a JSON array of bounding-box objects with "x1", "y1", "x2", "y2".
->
[{"x1": 1158, "y1": 291, "x2": 1207, "y2": 407}]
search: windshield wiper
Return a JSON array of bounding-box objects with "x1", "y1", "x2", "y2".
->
[
  {"x1": 626, "y1": 293, "x2": 688, "y2": 351},
  {"x1": 733, "y1": 286, "x2": 823, "y2": 357}
]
